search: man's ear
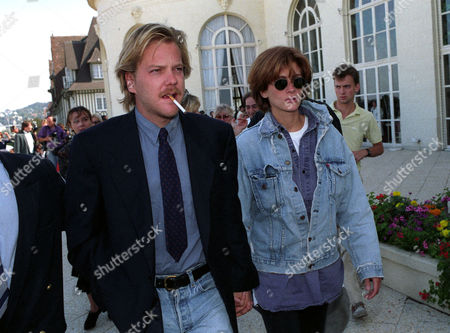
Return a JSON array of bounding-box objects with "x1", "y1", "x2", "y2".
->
[
  {"x1": 125, "y1": 72, "x2": 136, "y2": 93},
  {"x1": 260, "y1": 89, "x2": 268, "y2": 99},
  {"x1": 355, "y1": 83, "x2": 360, "y2": 94}
]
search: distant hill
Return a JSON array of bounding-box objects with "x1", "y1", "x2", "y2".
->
[{"x1": 0, "y1": 102, "x2": 49, "y2": 127}]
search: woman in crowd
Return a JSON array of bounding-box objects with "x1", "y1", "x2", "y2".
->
[
  {"x1": 55, "y1": 106, "x2": 103, "y2": 330},
  {"x1": 181, "y1": 93, "x2": 201, "y2": 113},
  {"x1": 236, "y1": 46, "x2": 383, "y2": 333},
  {"x1": 214, "y1": 103, "x2": 234, "y2": 124}
]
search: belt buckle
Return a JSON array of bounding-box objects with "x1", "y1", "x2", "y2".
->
[{"x1": 164, "y1": 275, "x2": 177, "y2": 291}]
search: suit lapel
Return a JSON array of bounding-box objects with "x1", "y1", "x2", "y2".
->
[
  {"x1": 179, "y1": 113, "x2": 215, "y2": 254},
  {"x1": 0, "y1": 153, "x2": 39, "y2": 321},
  {"x1": 104, "y1": 112, "x2": 155, "y2": 274}
]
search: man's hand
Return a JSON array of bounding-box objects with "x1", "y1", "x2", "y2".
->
[
  {"x1": 363, "y1": 277, "x2": 382, "y2": 299},
  {"x1": 353, "y1": 149, "x2": 368, "y2": 162},
  {"x1": 234, "y1": 291, "x2": 253, "y2": 317}
]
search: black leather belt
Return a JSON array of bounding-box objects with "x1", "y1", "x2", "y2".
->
[{"x1": 155, "y1": 264, "x2": 209, "y2": 291}]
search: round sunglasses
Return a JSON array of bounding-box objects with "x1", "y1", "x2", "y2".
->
[{"x1": 274, "y1": 76, "x2": 306, "y2": 91}]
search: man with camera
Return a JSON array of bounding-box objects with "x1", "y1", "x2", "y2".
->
[{"x1": 37, "y1": 116, "x2": 67, "y2": 167}]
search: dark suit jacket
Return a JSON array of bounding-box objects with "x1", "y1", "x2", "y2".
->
[
  {"x1": 13, "y1": 132, "x2": 35, "y2": 154},
  {"x1": 0, "y1": 153, "x2": 66, "y2": 333},
  {"x1": 65, "y1": 111, "x2": 258, "y2": 333}
]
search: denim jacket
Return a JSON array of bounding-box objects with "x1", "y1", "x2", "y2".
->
[{"x1": 236, "y1": 100, "x2": 383, "y2": 281}]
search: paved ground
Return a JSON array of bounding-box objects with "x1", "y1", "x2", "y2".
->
[{"x1": 63, "y1": 150, "x2": 450, "y2": 332}]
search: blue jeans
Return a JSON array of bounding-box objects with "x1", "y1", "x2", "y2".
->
[
  {"x1": 46, "y1": 151, "x2": 58, "y2": 168},
  {"x1": 156, "y1": 271, "x2": 232, "y2": 333}
]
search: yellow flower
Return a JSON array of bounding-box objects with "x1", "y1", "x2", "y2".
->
[
  {"x1": 395, "y1": 203, "x2": 404, "y2": 208},
  {"x1": 440, "y1": 220, "x2": 449, "y2": 228},
  {"x1": 437, "y1": 225, "x2": 444, "y2": 231},
  {"x1": 442, "y1": 229, "x2": 450, "y2": 238},
  {"x1": 410, "y1": 200, "x2": 418, "y2": 206},
  {"x1": 393, "y1": 191, "x2": 401, "y2": 197}
]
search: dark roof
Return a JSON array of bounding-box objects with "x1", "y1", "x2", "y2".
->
[{"x1": 49, "y1": 17, "x2": 103, "y2": 111}]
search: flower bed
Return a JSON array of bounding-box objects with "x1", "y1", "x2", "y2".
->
[{"x1": 368, "y1": 189, "x2": 450, "y2": 311}]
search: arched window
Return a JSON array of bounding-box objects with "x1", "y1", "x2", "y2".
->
[
  {"x1": 439, "y1": 0, "x2": 450, "y2": 147},
  {"x1": 292, "y1": 0, "x2": 325, "y2": 101},
  {"x1": 349, "y1": 0, "x2": 400, "y2": 145},
  {"x1": 199, "y1": 15, "x2": 256, "y2": 113}
]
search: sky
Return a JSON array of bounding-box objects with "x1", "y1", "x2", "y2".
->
[{"x1": 0, "y1": 0, "x2": 97, "y2": 112}]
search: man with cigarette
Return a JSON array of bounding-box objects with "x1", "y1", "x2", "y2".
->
[{"x1": 65, "y1": 23, "x2": 258, "y2": 332}]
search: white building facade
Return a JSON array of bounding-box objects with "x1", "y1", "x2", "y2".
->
[{"x1": 88, "y1": 0, "x2": 450, "y2": 150}]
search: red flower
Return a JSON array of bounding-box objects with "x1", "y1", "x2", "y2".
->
[
  {"x1": 371, "y1": 205, "x2": 378, "y2": 210},
  {"x1": 376, "y1": 194, "x2": 385, "y2": 200},
  {"x1": 414, "y1": 237, "x2": 419, "y2": 242},
  {"x1": 435, "y1": 282, "x2": 440, "y2": 287},
  {"x1": 419, "y1": 291, "x2": 430, "y2": 300},
  {"x1": 397, "y1": 232, "x2": 404, "y2": 239}
]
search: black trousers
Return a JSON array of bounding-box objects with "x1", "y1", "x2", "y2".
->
[{"x1": 256, "y1": 303, "x2": 328, "y2": 333}]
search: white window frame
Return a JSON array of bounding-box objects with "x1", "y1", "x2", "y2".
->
[
  {"x1": 199, "y1": 15, "x2": 257, "y2": 114},
  {"x1": 91, "y1": 63, "x2": 103, "y2": 79},
  {"x1": 291, "y1": 0, "x2": 326, "y2": 101},
  {"x1": 95, "y1": 93, "x2": 107, "y2": 112},
  {"x1": 349, "y1": 0, "x2": 401, "y2": 145},
  {"x1": 439, "y1": 0, "x2": 450, "y2": 148}
]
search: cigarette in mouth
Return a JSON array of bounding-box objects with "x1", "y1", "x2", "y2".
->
[{"x1": 167, "y1": 95, "x2": 186, "y2": 113}]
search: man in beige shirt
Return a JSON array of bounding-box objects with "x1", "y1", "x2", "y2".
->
[
  {"x1": 332, "y1": 64, "x2": 384, "y2": 320},
  {"x1": 333, "y1": 64, "x2": 383, "y2": 170}
]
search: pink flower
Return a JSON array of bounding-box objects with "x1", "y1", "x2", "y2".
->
[{"x1": 423, "y1": 241, "x2": 428, "y2": 249}]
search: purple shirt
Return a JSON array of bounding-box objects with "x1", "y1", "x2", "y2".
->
[
  {"x1": 254, "y1": 106, "x2": 344, "y2": 312},
  {"x1": 37, "y1": 125, "x2": 67, "y2": 150}
]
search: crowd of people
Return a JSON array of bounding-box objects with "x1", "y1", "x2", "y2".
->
[{"x1": 0, "y1": 22, "x2": 385, "y2": 333}]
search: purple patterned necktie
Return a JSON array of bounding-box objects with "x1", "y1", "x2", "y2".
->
[{"x1": 158, "y1": 128, "x2": 187, "y2": 262}]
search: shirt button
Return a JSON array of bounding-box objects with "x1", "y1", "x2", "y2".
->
[
  {"x1": 285, "y1": 161, "x2": 291, "y2": 165},
  {"x1": 300, "y1": 215, "x2": 306, "y2": 220},
  {"x1": 308, "y1": 237, "x2": 312, "y2": 242},
  {"x1": 262, "y1": 184, "x2": 267, "y2": 190},
  {"x1": 46, "y1": 283, "x2": 52, "y2": 290},
  {"x1": 302, "y1": 170, "x2": 306, "y2": 174},
  {"x1": 294, "y1": 187, "x2": 298, "y2": 192},
  {"x1": 278, "y1": 134, "x2": 283, "y2": 139}
]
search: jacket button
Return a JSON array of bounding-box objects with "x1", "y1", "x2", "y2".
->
[
  {"x1": 262, "y1": 184, "x2": 267, "y2": 190},
  {"x1": 278, "y1": 134, "x2": 282, "y2": 139},
  {"x1": 302, "y1": 170, "x2": 306, "y2": 174},
  {"x1": 285, "y1": 160, "x2": 291, "y2": 165},
  {"x1": 308, "y1": 237, "x2": 312, "y2": 242},
  {"x1": 294, "y1": 187, "x2": 298, "y2": 192},
  {"x1": 300, "y1": 215, "x2": 305, "y2": 220},
  {"x1": 46, "y1": 284, "x2": 52, "y2": 290}
]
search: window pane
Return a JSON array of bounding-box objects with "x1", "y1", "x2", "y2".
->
[
  {"x1": 215, "y1": 31, "x2": 226, "y2": 45},
  {"x1": 351, "y1": 13, "x2": 361, "y2": 37},
  {"x1": 445, "y1": 88, "x2": 450, "y2": 117},
  {"x1": 232, "y1": 66, "x2": 244, "y2": 84},
  {"x1": 217, "y1": 68, "x2": 229, "y2": 86},
  {"x1": 356, "y1": 96, "x2": 365, "y2": 109},
  {"x1": 219, "y1": 89, "x2": 231, "y2": 105},
  {"x1": 242, "y1": 25, "x2": 255, "y2": 42},
  {"x1": 376, "y1": 31, "x2": 388, "y2": 59},
  {"x1": 204, "y1": 90, "x2": 216, "y2": 112},
  {"x1": 230, "y1": 47, "x2": 242, "y2": 65},
  {"x1": 229, "y1": 31, "x2": 241, "y2": 44},
  {"x1": 359, "y1": 70, "x2": 365, "y2": 94},
  {"x1": 202, "y1": 69, "x2": 214, "y2": 87},
  {"x1": 388, "y1": 0, "x2": 395, "y2": 28},
  {"x1": 390, "y1": 29, "x2": 397, "y2": 57},
  {"x1": 301, "y1": 15, "x2": 307, "y2": 29},
  {"x1": 392, "y1": 64, "x2": 399, "y2": 90},
  {"x1": 442, "y1": 0, "x2": 450, "y2": 12},
  {"x1": 294, "y1": 35, "x2": 300, "y2": 50},
  {"x1": 215, "y1": 49, "x2": 228, "y2": 66},
  {"x1": 366, "y1": 68, "x2": 376, "y2": 93},
  {"x1": 381, "y1": 121, "x2": 392, "y2": 143},
  {"x1": 394, "y1": 121, "x2": 401, "y2": 143},
  {"x1": 207, "y1": 16, "x2": 224, "y2": 30},
  {"x1": 244, "y1": 47, "x2": 256, "y2": 64},
  {"x1": 301, "y1": 33, "x2": 309, "y2": 52},
  {"x1": 200, "y1": 29, "x2": 213, "y2": 46},
  {"x1": 308, "y1": 11, "x2": 317, "y2": 26},
  {"x1": 313, "y1": 78, "x2": 320, "y2": 100},
  {"x1": 362, "y1": 0, "x2": 372, "y2": 5},
  {"x1": 201, "y1": 50, "x2": 212, "y2": 68},
  {"x1": 375, "y1": 4, "x2": 386, "y2": 32},
  {"x1": 350, "y1": 0, "x2": 359, "y2": 10},
  {"x1": 227, "y1": 15, "x2": 244, "y2": 30},
  {"x1": 367, "y1": 94, "x2": 378, "y2": 119},
  {"x1": 294, "y1": 11, "x2": 300, "y2": 31},
  {"x1": 393, "y1": 93, "x2": 400, "y2": 119},
  {"x1": 311, "y1": 51, "x2": 319, "y2": 73},
  {"x1": 446, "y1": 55, "x2": 450, "y2": 85},
  {"x1": 319, "y1": 28, "x2": 322, "y2": 48},
  {"x1": 447, "y1": 120, "x2": 450, "y2": 145},
  {"x1": 363, "y1": 9, "x2": 373, "y2": 36},
  {"x1": 310, "y1": 30, "x2": 318, "y2": 51},
  {"x1": 378, "y1": 65, "x2": 389, "y2": 92},
  {"x1": 380, "y1": 95, "x2": 391, "y2": 119},
  {"x1": 442, "y1": 14, "x2": 450, "y2": 45},
  {"x1": 364, "y1": 36, "x2": 375, "y2": 62}
]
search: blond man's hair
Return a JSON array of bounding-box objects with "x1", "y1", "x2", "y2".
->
[{"x1": 115, "y1": 23, "x2": 191, "y2": 111}]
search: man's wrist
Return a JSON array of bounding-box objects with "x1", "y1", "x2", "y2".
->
[{"x1": 366, "y1": 148, "x2": 371, "y2": 157}]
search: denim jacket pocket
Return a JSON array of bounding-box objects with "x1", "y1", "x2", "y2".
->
[
  {"x1": 323, "y1": 162, "x2": 350, "y2": 195},
  {"x1": 249, "y1": 164, "x2": 283, "y2": 216}
]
